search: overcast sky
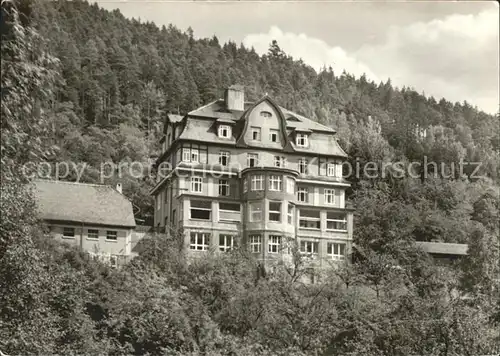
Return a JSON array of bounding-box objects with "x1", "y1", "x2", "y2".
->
[{"x1": 95, "y1": 1, "x2": 499, "y2": 114}]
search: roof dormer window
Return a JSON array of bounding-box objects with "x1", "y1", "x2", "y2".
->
[
  {"x1": 296, "y1": 133, "x2": 309, "y2": 147},
  {"x1": 260, "y1": 111, "x2": 272, "y2": 118},
  {"x1": 218, "y1": 125, "x2": 232, "y2": 138},
  {"x1": 270, "y1": 129, "x2": 279, "y2": 143},
  {"x1": 251, "y1": 126, "x2": 261, "y2": 141}
]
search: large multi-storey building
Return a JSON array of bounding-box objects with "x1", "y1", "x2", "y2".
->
[{"x1": 151, "y1": 85, "x2": 353, "y2": 266}]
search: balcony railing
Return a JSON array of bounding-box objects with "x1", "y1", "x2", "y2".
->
[
  {"x1": 326, "y1": 219, "x2": 347, "y2": 231},
  {"x1": 219, "y1": 210, "x2": 241, "y2": 222}
]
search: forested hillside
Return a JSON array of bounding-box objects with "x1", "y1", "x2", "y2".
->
[
  {"x1": 7, "y1": 0, "x2": 498, "y2": 223},
  {"x1": 1, "y1": 0, "x2": 499, "y2": 355}
]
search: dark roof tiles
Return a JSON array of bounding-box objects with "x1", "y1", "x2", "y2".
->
[
  {"x1": 178, "y1": 118, "x2": 237, "y2": 144},
  {"x1": 180, "y1": 98, "x2": 346, "y2": 157},
  {"x1": 188, "y1": 99, "x2": 335, "y2": 133},
  {"x1": 33, "y1": 180, "x2": 136, "y2": 228}
]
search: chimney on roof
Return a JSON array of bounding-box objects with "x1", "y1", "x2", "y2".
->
[
  {"x1": 224, "y1": 84, "x2": 244, "y2": 111},
  {"x1": 116, "y1": 183, "x2": 122, "y2": 194}
]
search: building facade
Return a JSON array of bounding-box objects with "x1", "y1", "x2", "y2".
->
[
  {"x1": 33, "y1": 180, "x2": 137, "y2": 267},
  {"x1": 151, "y1": 85, "x2": 354, "y2": 266}
]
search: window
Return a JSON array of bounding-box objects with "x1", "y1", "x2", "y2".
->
[
  {"x1": 219, "y1": 151, "x2": 230, "y2": 166},
  {"x1": 300, "y1": 240, "x2": 318, "y2": 254},
  {"x1": 250, "y1": 202, "x2": 262, "y2": 222},
  {"x1": 251, "y1": 175, "x2": 264, "y2": 191},
  {"x1": 243, "y1": 178, "x2": 248, "y2": 192},
  {"x1": 218, "y1": 125, "x2": 231, "y2": 138},
  {"x1": 190, "y1": 232, "x2": 210, "y2": 251},
  {"x1": 269, "y1": 175, "x2": 282, "y2": 191},
  {"x1": 327, "y1": 243, "x2": 346, "y2": 260},
  {"x1": 327, "y1": 163, "x2": 336, "y2": 177},
  {"x1": 219, "y1": 203, "x2": 241, "y2": 221},
  {"x1": 299, "y1": 209, "x2": 320, "y2": 229},
  {"x1": 190, "y1": 148, "x2": 199, "y2": 162},
  {"x1": 87, "y1": 229, "x2": 98, "y2": 240},
  {"x1": 106, "y1": 231, "x2": 118, "y2": 241},
  {"x1": 326, "y1": 212, "x2": 347, "y2": 231},
  {"x1": 172, "y1": 209, "x2": 177, "y2": 226},
  {"x1": 110, "y1": 255, "x2": 118, "y2": 268},
  {"x1": 270, "y1": 129, "x2": 279, "y2": 143},
  {"x1": 219, "y1": 235, "x2": 234, "y2": 252},
  {"x1": 182, "y1": 148, "x2": 191, "y2": 162},
  {"x1": 325, "y1": 189, "x2": 335, "y2": 205},
  {"x1": 274, "y1": 156, "x2": 286, "y2": 168},
  {"x1": 296, "y1": 133, "x2": 308, "y2": 147},
  {"x1": 180, "y1": 144, "x2": 207, "y2": 163},
  {"x1": 286, "y1": 177, "x2": 295, "y2": 193},
  {"x1": 191, "y1": 177, "x2": 203, "y2": 193},
  {"x1": 218, "y1": 179, "x2": 230, "y2": 196},
  {"x1": 247, "y1": 153, "x2": 259, "y2": 167},
  {"x1": 297, "y1": 187, "x2": 308, "y2": 203},
  {"x1": 268, "y1": 235, "x2": 282, "y2": 253},
  {"x1": 190, "y1": 200, "x2": 211, "y2": 220},
  {"x1": 63, "y1": 227, "x2": 75, "y2": 238},
  {"x1": 260, "y1": 111, "x2": 272, "y2": 118},
  {"x1": 299, "y1": 159, "x2": 308, "y2": 174},
  {"x1": 251, "y1": 127, "x2": 261, "y2": 141},
  {"x1": 167, "y1": 133, "x2": 171, "y2": 147},
  {"x1": 287, "y1": 204, "x2": 294, "y2": 224},
  {"x1": 269, "y1": 202, "x2": 282, "y2": 222},
  {"x1": 249, "y1": 235, "x2": 262, "y2": 253}
]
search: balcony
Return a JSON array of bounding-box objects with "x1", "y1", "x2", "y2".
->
[
  {"x1": 326, "y1": 212, "x2": 347, "y2": 231},
  {"x1": 219, "y1": 202, "x2": 241, "y2": 222},
  {"x1": 297, "y1": 209, "x2": 352, "y2": 239}
]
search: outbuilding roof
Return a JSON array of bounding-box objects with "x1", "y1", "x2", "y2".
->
[
  {"x1": 415, "y1": 241, "x2": 468, "y2": 256},
  {"x1": 33, "y1": 180, "x2": 136, "y2": 228}
]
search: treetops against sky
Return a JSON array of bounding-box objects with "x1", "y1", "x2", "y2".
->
[{"x1": 95, "y1": 0, "x2": 499, "y2": 115}]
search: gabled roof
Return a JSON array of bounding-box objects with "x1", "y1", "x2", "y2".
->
[
  {"x1": 236, "y1": 95, "x2": 292, "y2": 150},
  {"x1": 187, "y1": 99, "x2": 335, "y2": 133},
  {"x1": 279, "y1": 106, "x2": 335, "y2": 133},
  {"x1": 177, "y1": 117, "x2": 237, "y2": 145},
  {"x1": 33, "y1": 180, "x2": 136, "y2": 228},
  {"x1": 172, "y1": 95, "x2": 347, "y2": 157},
  {"x1": 292, "y1": 132, "x2": 347, "y2": 157},
  {"x1": 415, "y1": 241, "x2": 468, "y2": 256}
]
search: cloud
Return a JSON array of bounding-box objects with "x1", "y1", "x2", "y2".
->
[
  {"x1": 243, "y1": 8, "x2": 499, "y2": 114},
  {"x1": 243, "y1": 26, "x2": 381, "y2": 81}
]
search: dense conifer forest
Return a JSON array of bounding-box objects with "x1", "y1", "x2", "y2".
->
[{"x1": 1, "y1": 0, "x2": 499, "y2": 354}]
